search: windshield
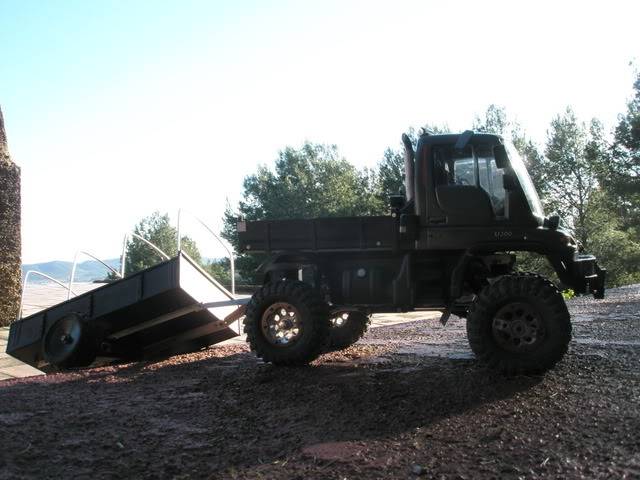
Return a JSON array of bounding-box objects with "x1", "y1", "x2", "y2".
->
[{"x1": 505, "y1": 142, "x2": 545, "y2": 218}]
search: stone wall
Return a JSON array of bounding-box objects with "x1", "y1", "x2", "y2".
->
[{"x1": 0, "y1": 107, "x2": 21, "y2": 326}]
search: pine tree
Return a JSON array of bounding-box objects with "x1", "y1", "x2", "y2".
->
[
  {"x1": 610, "y1": 73, "x2": 640, "y2": 232},
  {"x1": 544, "y1": 107, "x2": 601, "y2": 246}
]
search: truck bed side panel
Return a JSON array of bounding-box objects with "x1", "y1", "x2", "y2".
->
[{"x1": 240, "y1": 216, "x2": 395, "y2": 253}]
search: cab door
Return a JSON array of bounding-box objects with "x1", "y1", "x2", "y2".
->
[{"x1": 429, "y1": 143, "x2": 507, "y2": 226}]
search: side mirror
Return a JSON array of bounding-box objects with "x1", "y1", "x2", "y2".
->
[
  {"x1": 389, "y1": 195, "x2": 405, "y2": 209},
  {"x1": 543, "y1": 215, "x2": 561, "y2": 230}
]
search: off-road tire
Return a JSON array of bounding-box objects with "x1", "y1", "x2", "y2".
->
[
  {"x1": 43, "y1": 313, "x2": 97, "y2": 369},
  {"x1": 466, "y1": 274, "x2": 571, "y2": 375},
  {"x1": 244, "y1": 280, "x2": 330, "y2": 365},
  {"x1": 327, "y1": 311, "x2": 371, "y2": 351}
]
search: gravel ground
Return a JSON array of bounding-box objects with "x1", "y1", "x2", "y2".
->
[{"x1": 1, "y1": 285, "x2": 639, "y2": 479}]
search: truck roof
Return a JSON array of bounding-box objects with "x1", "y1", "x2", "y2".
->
[{"x1": 418, "y1": 132, "x2": 503, "y2": 146}]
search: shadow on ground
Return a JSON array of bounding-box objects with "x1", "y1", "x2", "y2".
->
[{"x1": 0, "y1": 343, "x2": 541, "y2": 479}]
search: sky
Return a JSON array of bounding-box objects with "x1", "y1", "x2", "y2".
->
[{"x1": 1, "y1": 0, "x2": 638, "y2": 264}]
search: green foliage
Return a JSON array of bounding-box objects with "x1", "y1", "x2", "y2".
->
[
  {"x1": 609, "y1": 72, "x2": 640, "y2": 233},
  {"x1": 377, "y1": 147, "x2": 405, "y2": 198},
  {"x1": 590, "y1": 226, "x2": 640, "y2": 287},
  {"x1": 237, "y1": 143, "x2": 383, "y2": 221},
  {"x1": 123, "y1": 211, "x2": 201, "y2": 275},
  {"x1": 421, "y1": 123, "x2": 451, "y2": 135},
  {"x1": 579, "y1": 190, "x2": 640, "y2": 286},
  {"x1": 562, "y1": 289, "x2": 575, "y2": 300},
  {"x1": 543, "y1": 107, "x2": 602, "y2": 246},
  {"x1": 474, "y1": 104, "x2": 546, "y2": 194},
  {"x1": 121, "y1": 211, "x2": 237, "y2": 286},
  {"x1": 512, "y1": 127, "x2": 546, "y2": 197},
  {"x1": 205, "y1": 258, "x2": 232, "y2": 286},
  {"x1": 514, "y1": 252, "x2": 558, "y2": 283},
  {"x1": 539, "y1": 104, "x2": 640, "y2": 286},
  {"x1": 473, "y1": 104, "x2": 509, "y2": 136}
]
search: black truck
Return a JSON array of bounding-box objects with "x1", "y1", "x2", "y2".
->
[{"x1": 237, "y1": 129, "x2": 606, "y2": 374}]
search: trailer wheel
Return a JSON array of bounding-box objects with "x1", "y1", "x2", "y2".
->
[
  {"x1": 43, "y1": 313, "x2": 97, "y2": 369},
  {"x1": 327, "y1": 311, "x2": 371, "y2": 351},
  {"x1": 466, "y1": 274, "x2": 571, "y2": 375},
  {"x1": 244, "y1": 280, "x2": 330, "y2": 365}
]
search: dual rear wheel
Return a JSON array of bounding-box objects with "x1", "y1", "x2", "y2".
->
[{"x1": 243, "y1": 280, "x2": 370, "y2": 365}]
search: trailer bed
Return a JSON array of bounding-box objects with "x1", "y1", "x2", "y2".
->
[{"x1": 7, "y1": 253, "x2": 245, "y2": 369}]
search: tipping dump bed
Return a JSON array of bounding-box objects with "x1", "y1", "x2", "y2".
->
[{"x1": 7, "y1": 253, "x2": 245, "y2": 369}]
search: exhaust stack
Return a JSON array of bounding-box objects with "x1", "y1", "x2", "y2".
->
[{"x1": 401, "y1": 133, "x2": 415, "y2": 203}]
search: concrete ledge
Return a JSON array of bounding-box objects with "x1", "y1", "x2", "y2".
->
[{"x1": 0, "y1": 327, "x2": 44, "y2": 380}]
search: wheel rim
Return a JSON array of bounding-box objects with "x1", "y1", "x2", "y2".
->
[
  {"x1": 44, "y1": 316, "x2": 83, "y2": 364},
  {"x1": 329, "y1": 312, "x2": 351, "y2": 328},
  {"x1": 260, "y1": 302, "x2": 303, "y2": 347},
  {"x1": 491, "y1": 302, "x2": 544, "y2": 353}
]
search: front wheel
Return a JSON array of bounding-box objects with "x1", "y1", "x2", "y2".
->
[
  {"x1": 466, "y1": 274, "x2": 571, "y2": 375},
  {"x1": 244, "y1": 280, "x2": 330, "y2": 365}
]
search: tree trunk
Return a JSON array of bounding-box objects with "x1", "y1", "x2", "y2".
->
[{"x1": 0, "y1": 107, "x2": 22, "y2": 326}]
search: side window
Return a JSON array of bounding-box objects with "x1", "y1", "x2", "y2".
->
[
  {"x1": 453, "y1": 149, "x2": 475, "y2": 186},
  {"x1": 433, "y1": 144, "x2": 506, "y2": 217},
  {"x1": 434, "y1": 146, "x2": 475, "y2": 186},
  {"x1": 476, "y1": 145, "x2": 506, "y2": 217}
]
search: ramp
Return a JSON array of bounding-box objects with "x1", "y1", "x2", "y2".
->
[{"x1": 7, "y1": 253, "x2": 246, "y2": 369}]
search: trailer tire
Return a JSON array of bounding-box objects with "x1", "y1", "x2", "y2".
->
[
  {"x1": 327, "y1": 311, "x2": 371, "y2": 351},
  {"x1": 466, "y1": 274, "x2": 571, "y2": 375},
  {"x1": 244, "y1": 280, "x2": 330, "y2": 366},
  {"x1": 43, "y1": 313, "x2": 97, "y2": 369}
]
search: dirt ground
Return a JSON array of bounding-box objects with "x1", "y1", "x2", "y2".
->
[{"x1": 1, "y1": 286, "x2": 639, "y2": 480}]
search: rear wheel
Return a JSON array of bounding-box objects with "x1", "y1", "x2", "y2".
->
[
  {"x1": 244, "y1": 280, "x2": 330, "y2": 365},
  {"x1": 43, "y1": 313, "x2": 97, "y2": 369},
  {"x1": 327, "y1": 310, "x2": 371, "y2": 351},
  {"x1": 466, "y1": 274, "x2": 571, "y2": 375}
]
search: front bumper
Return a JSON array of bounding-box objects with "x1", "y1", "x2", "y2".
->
[{"x1": 570, "y1": 254, "x2": 606, "y2": 299}]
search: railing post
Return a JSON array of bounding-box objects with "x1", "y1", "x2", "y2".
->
[
  {"x1": 19, "y1": 271, "x2": 78, "y2": 321},
  {"x1": 177, "y1": 208, "x2": 182, "y2": 252},
  {"x1": 176, "y1": 209, "x2": 236, "y2": 295},
  {"x1": 121, "y1": 234, "x2": 128, "y2": 278},
  {"x1": 68, "y1": 250, "x2": 123, "y2": 300},
  {"x1": 67, "y1": 251, "x2": 80, "y2": 300}
]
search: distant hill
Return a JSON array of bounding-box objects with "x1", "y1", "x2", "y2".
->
[
  {"x1": 21, "y1": 256, "x2": 228, "y2": 285},
  {"x1": 22, "y1": 258, "x2": 120, "y2": 284}
]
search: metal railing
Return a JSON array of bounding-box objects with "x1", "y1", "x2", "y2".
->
[
  {"x1": 67, "y1": 250, "x2": 122, "y2": 300},
  {"x1": 176, "y1": 208, "x2": 236, "y2": 295},
  {"x1": 120, "y1": 232, "x2": 171, "y2": 278},
  {"x1": 18, "y1": 271, "x2": 77, "y2": 320},
  {"x1": 17, "y1": 216, "x2": 234, "y2": 320}
]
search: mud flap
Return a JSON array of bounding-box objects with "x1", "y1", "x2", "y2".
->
[{"x1": 440, "y1": 307, "x2": 451, "y2": 326}]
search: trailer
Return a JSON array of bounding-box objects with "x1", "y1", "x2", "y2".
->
[
  {"x1": 8, "y1": 252, "x2": 246, "y2": 369},
  {"x1": 8, "y1": 210, "x2": 247, "y2": 370}
]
